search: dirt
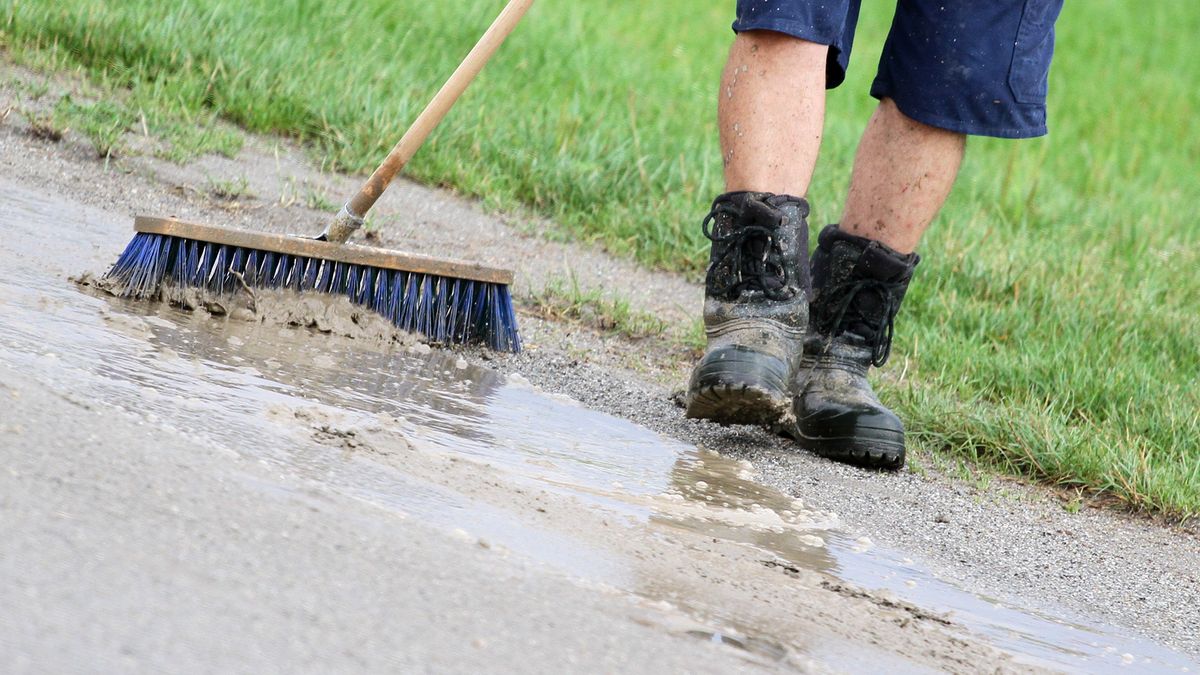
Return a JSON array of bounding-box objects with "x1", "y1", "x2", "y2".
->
[
  {"x1": 2, "y1": 58, "x2": 1199, "y2": 672},
  {"x1": 74, "y1": 268, "x2": 423, "y2": 346},
  {"x1": 276, "y1": 403, "x2": 1009, "y2": 673}
]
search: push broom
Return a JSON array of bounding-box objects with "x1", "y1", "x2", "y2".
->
[{"x1": 104, "y1": 0, "x2": 535, "y2": 352}]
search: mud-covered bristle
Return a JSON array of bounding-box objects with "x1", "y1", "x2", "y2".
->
[
  {"x1": 103, "y1": 232, "x2": 522, "y2": 353},
  {"x1": 106, "y1": 231, "x2": 174, "y2": 299}
]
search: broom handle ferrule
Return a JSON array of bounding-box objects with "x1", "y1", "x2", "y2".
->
[{"x1": 322, "y1": 0, "x2": 535, "y2": 244}]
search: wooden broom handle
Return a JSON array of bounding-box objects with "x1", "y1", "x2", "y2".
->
[{"x1": 348, "y1": 0, "x2": 534, "y2": 218}]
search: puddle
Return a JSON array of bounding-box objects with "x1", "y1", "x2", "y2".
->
[{"x1": 1, "y1": 179, "x2": 1195, "y2": 674}]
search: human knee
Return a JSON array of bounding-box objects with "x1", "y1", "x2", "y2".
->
[{"x1": 876, "y1": 98, "x2": 965, "y2": 140}]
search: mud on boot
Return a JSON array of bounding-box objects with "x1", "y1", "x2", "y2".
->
[
  {"x1": 788, "y1": 225, "x2": 919, "y2": 470},
  {"x1": 686, "y1": 192, "x2": 809, "y2": 427}
]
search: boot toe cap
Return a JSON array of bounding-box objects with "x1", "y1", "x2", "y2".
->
[
  {"x1": 791, "y1": 394, "x2": 906, "y2": 470},
  {"x1": 796, "y1": 395, "x2": 904, "y2": 438}
]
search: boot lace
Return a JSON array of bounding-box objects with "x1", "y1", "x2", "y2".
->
[
  {"x1": 818, "y1": 278, "x2": 902, "y2": 367},
  {"x1": 702, "y1": 202, "x2": 791, "y2": 301}
]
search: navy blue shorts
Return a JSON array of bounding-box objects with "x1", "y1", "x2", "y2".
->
[{"x1": 732, "y1": 0, "x2": 1064, "y2": 138}]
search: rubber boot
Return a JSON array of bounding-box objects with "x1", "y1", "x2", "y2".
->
[
  {"x1": 685, "y1": 192, "x2": 810, "y2": 427},
  {"x1": 789, "y1": 224, "x2": 919, "y2": 470}
]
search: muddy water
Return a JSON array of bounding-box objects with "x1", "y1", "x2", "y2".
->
[{"x1": 1, "y1": 179, "x2": 1194, "y2": 674}]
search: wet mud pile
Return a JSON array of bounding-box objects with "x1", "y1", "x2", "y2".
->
[{"x1": 74, "y1": 272, "x2": 420, "y2": 347}]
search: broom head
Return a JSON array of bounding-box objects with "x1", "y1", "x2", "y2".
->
[{"x1": 104, "y1": 216, "x2": 521, "y2": 353}]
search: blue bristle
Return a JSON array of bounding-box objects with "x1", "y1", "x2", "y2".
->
[
  {"x1": 320, "y1": 262, "x2": 332, "y2": 292},
  {"x1": 371, "y1": 269, "x2": 390, "y2": 315},
  {"x1": 195, "y1": 243, "x2": 212, "y2": 286},
  {"x1": 417, "y1": 278, "x2": 434, "y2": 338},
  {"x1": 302, "y1": 258, "x2": 318, "y2": 290},
  {"x1": 244, "y1": 250, "x2": 260, "y2": 284},
  {"x1": 271, "y1": 254, "x2": 285, "y2": 288},
  {"x1": 105, "y1": 232, "x2": 171, "y2": 298},
  {"x1": 229, "y1": 248, "x2": 245, "y2": 283},
  {"x1": 347, "y1": 266, "x2": 361, "y2": 301},
  {"x1": 282, "y1": 255, "x2": 299, "y2": 290},
  {"x1": 328, "y1": 262, "x2": 343, "y2": 294},
  {"x1": 369, "y1": 268, "x2": 383, "y2": 306},
  {"x1": 270, "y1": 257, "x2": 282, "y2": 284},
  {"x1": 432, "y1": 278, "x2": 450, "y2": 343},
  {"x1": 210, "y1": 246, "x2": 229, "y2": 292},
  {"x1": 470, "y1": 282, "x2": 489, "y2": 337},
  {"x1": 445, "y1": 279, "x2": 461, "y2": 341},
  {"x1": 292, "y1": 257, "x2": 308, "y2": 291},
  {"x1": 261, "y1": 252, "x2": 278, "y2": 286},
  {"x1": 319, "y1": 260, "x2": 332, "y2": 291},
  {"x1": 386, "y1": 272, "x2": 406, "y2": 323},
  {"x1": 171, "y1": 238, "x2": 189, "y2": 287},
  {"x1": 399, "y1": 275, "x2": 418, "y2": 330},
  {"x1": 102, "y1": 233, "x2": 522, "y2": 352},
  {"x1": 409, "y1": 276, "x2": 425, "y2": 332},
  {"x1": 456, "y1": 281, "x2": 475, "y2": 343},
  {"x1": 357, "y1": 267, "x2": 373, "y2": 305}
]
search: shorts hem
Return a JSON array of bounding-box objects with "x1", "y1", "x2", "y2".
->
[
  {"x1": 731, "y1": 18, "x2": 848, "y2": 88},
  {"x1": 872, "y1": 84, "x2": 1048, "y2": 139},
  {"x1": 731, "y1": 18, "x2": 839, "y2": 47}
]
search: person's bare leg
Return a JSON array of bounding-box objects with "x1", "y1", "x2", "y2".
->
[
  {"x1": 686, "y1": 31, "x2": 828, "y2": 427},
  {"x1": 720, "y1": 31, "x2": 827, "y2": 196},
  {"x1": 840, "y1": 98, "x2": 965, "y2": 253},
  {"x1": 792, "y1": 99, "x2": 966, "y2": 470}
]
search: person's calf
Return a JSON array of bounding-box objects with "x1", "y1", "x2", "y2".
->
[
  {"x1": 840, "y1": 98, "x2": 964, "y2": 254},
  {"x1": 719, "y1": 31, "x2": 827, "y2": 197}
]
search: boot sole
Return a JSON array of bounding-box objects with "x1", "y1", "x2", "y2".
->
[
  {"x1": 787, "y1": 428, "x2": 906, "y2": 471},
  {"x1": 685, "y1": 347, "x2": 792, "y2": 427}
]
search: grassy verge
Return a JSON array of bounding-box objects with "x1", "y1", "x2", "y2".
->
[
  {"x1": 529, "y1": 275, "x2": 670, "y2": 341},
  {"x1": 3, "y1": 1, "x2": 1197, "y2": 518},
  {"x1": 527, "y1": 274, "x2": 706, "y2": 353}
]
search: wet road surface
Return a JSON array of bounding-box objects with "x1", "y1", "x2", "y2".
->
[{"x1": 1, "y1": 178, "x2": 1195, "y2": 673}]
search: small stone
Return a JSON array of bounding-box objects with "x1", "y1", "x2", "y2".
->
[
  {"x1": 506, "y1": 373, "x2": 533, "y2": 388},
  {"x1": 1121, "y1": 653, "x2": 1134, "y2": 665},
  {"x1": 797, "y1": 534, "x2": 825, "y2": 548},
  {"x1": 455, "y1": 358, "x2": 469, "y2": 370}
]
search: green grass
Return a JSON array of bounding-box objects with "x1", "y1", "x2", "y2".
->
[
  {"x1": 204, "y1": 174, "x2": 253, "y2": 201},
  {"x1": 304, "y1": 189, "x2": 338, "y2": 214},
  {"x1": 529, "y1": 274, "x2": 670, "y2": 341},
  {"x1": 21, "y1": 104, "x2": 66, "y2": 141},
  {"x1": 56, "y1": 96, "x2": 134, "y2": 158},
  {"x1": 2, "y1": 0, "x2": 1198, "y2": 518}
]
